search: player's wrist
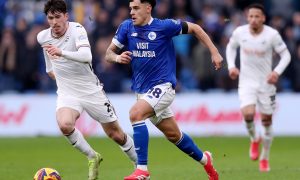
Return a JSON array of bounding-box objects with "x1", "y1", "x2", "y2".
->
[{"x1": 115, "y1": 55, "x2": 120, "y2": 63}]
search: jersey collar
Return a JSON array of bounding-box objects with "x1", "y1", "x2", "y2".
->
[{"x1": 148, "y1": 17, "x2": 154, "y2": 25}]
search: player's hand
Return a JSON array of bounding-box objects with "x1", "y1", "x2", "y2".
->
[
  {"x1": 211, "y1": 53, "x2": 223, "y2": 70},
  {"x1": 116, "y1": 51, "x2": 132, "y2": 64},
  {"x1": 229, "y1": 67, "x2": 239, "y2": 80},
  {"x1": 42, "y1": 44, "x2": 62, "y2": 57},
  {"x1": 267, "y1": 71, "x2": 279, "y2": 84}
]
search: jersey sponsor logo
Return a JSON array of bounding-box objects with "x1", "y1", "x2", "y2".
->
[
  {"x1": 148, "y1": 32, "x2": 156, "y2": 40},
  {"x1": 132, "y1": 50, "x2": 156, "y2": 57},
  {"x1": 243, "y1": 48, "x2": 266, "y2": 57},
  {"x1": 134, "y1": 42, "x2": 156, "y2": 57}
]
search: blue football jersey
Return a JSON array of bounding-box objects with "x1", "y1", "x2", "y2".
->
[{"x1": 113, "y1": 18, "x2": 183, "y2": 93}]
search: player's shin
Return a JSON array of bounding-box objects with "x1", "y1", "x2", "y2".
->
[
  {"x1": 65, "y1": 128, "x2": 96, "y2": 159},
  {"x1": 175, "y1": 132, "x2": 204, "y2": 163},
  {"x1": 132, "y1": 121, "x2": 149, "y2": 171},
  {"x1": 119, "y1": 134, "x2": 137, "y2": 163},
  {"x1": 260, "y1": 125, "x2": 273, "y2": 160}
]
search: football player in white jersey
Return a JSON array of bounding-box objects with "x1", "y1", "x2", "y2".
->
[
  {"x1": 36, "y1": 1, "x2": 137, "y2": 179},
  {"x1": 226, "y1": 3, "x2": 291, "y2": 172}
]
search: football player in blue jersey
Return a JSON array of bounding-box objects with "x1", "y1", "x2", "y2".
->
[{"x1": 105, "y1": 0, "x2": 222, "y2": 179}]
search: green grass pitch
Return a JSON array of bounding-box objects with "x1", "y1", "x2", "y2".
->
[{"x1": 0, "y1": 136, "x2": 299, "y2": 179}]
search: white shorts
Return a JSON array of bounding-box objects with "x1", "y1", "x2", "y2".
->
[
  {"x1": 238, "y1": 86, "x2": 276, "y2": 114},
  {"x1": 57, "y1": 90, "x2": 117, "y2": 123},
  {"x1": 138, "y1": 83, "x2": 175, "y2": 125}
]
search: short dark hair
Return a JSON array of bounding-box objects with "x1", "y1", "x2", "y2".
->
[
  {"x1": 44, "y1": 0, "x2": 67, "y2": 15},
  {"x1": 247, "y1": 3, "x2": 265, "y2": 15},
  {"x1": 129, "y1": 0, "x2": 156, "y2": 8}
]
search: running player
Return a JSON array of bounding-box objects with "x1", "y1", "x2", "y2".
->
[
  {"x1": 226, "y1": 3, "x2": 291, "y2": 172},
  {"x1": 105, "y1": 0, "x2": 222, "y2": 179},
  {"x1": 37, "y1": 0, "x2": 137, "y2": 179}
]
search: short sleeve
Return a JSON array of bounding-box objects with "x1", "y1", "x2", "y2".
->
[
  {"x1": 163, "y1": 19, "x2": 182, "y2": 38},
  {"x1": 112, "y1": 21, "x2": 129, "y2": 49}
]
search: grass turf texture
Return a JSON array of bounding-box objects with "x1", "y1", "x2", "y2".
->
[{"x1": 0, "y1": 137, "x2": 299, "y2": 180}]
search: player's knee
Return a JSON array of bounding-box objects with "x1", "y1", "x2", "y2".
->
[
  {"x1": 107, "y1": 131, "x2": 124, "y2": 144},
  {"x1": 165, "y1": 131, "x2": 181, "y2": 143},
  {"x1": 59, "y1": 122, "x2": 74, "y2": 135},
  {"x1": 129, "y1": 109, "x2": 143, "y2": 123},
  {"x1": 244, "y1": 114, "x2": 255, "y2": 122},
  {"x1": 262, "y1": 119, "x2": 272, "y2": 126}
]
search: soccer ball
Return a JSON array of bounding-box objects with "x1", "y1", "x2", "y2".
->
[{"x1": 33, "y1": 168, "x2": 61, "y2": 180}]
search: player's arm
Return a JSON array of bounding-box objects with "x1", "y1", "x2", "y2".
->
[
  {"x1": 185, "y1": 21, "x2": 223, "y2": 70},
  {"x1": 273, "y1": 48, "x2": 291, "y2": 76},
  {"x1": 105, "y1": 42, "x2": 132, "y2": 64},
  {"x1": 41, "y1": 49, "x2": 56, "y2": 80},
  {"x1": 267, "y1": 48, "x2": 291, "y2": 84},
  {"x1": 226, "y1": 32, "x2": 240, "y2": 80},
  {"x1": 267, "y1": 33, "x2": 291, "y2": 84},
  {"x1": 42, "y1": 44, "x2": 92, "y2": 63}
]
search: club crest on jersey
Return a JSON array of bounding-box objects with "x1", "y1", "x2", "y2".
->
[
  {"x1": 78, "y1": 34, "x2": 87, "y2": 41},
  {"x1": 148, "y1": 32, "x2": 156, "y2": 40},
  {"x1": 131, "y1": 32, "x2": 138, "y2": 37}
]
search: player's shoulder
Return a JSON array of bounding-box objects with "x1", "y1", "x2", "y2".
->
[
  {"x1": 155, "y1": 18, "x2": 180, "y2": 26},
  {"x1": 69, "y1": 22, "x2": 86, "y2": 31},
  {"x1": 234, "y1": 24, "x2": 248, "y2": 34},
  {"x1": 123, "y1": 19, "x2": 134, "y2": 28},
  {"x1": 263, "y1": 25, "x2": 279, "y2": 35},
  {"x1": 37, "y1": 28, "x2": 51, "y2": 45}
]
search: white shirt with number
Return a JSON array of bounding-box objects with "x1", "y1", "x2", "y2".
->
[{"x1": 37, "y1": 22, "x2": 101, "y2": 97}]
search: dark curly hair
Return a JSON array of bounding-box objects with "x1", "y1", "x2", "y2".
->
[
  {"x1": 129, "y1": 0, "x2": 156, "y2": 8},
  {"x1": 44, "y1": 0, "x2": 67, "y2": 15}
]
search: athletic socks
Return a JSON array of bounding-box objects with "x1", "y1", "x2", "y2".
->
[
  {"x1": 175, "y1": 132, "x2": 204, "y2": 163},
  {"x1": 260, "y1": 125, "x2": 273, "y2": 160},
  {"x1": 65, "y1": 128, "x2": 96, "y2": 160},
  {"x1": 245, "y1": 120, "x2": 259, "y2": 141},
  {"x1": 132, "y1": 121, "x2": 149, "y2": 167},
  {"x1": 119, "y1": 134, "x2": 138, "y2": 163}
]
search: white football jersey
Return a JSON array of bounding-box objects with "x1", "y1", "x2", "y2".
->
[
  {"x1": 37, "y1": 22, "x2": 101, "y2": 97},
  {"x1": 227, "y1": 24, "x2": 287, "y2": 89}
]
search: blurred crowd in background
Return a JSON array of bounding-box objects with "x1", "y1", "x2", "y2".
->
[{"x1": 1, "y1": 0, "x2": 300, "y2": 94}]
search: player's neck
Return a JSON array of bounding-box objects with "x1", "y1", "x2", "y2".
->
[
  {"x1": 141, "y1": 16, "x2": 153, "y2": 26},
  {"x1": 51, "y1": 21, "x2": 69, "y2": 38},
  {"x1": 250, "y1": 25, "x2": 264, "y2": 36}
]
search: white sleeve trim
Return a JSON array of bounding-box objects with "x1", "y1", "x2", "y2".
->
[{"x1": 112, "y1": 38, "x2": 124, "y2": 49}]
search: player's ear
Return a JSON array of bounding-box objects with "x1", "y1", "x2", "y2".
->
[
  {"x1": 146, "y1": 4, "x2": 152, "y2": 13},
  {"x1": 65, "y1": 12, "x2": 69, "y2": 20}
]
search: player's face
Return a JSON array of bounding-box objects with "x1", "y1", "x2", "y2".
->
[
  {"x1": 247, "y1": 8, "x2": 265, "y2": 32},
  {"x1": 129, "y1": 0, "x2": 152, "y2": 26},
  {"x1": 47, "y1": 11, "x2": 69, "y2": 37}
]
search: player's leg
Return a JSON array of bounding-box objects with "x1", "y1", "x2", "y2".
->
[
  {"x1": 239, "y1": 88, "x2": 260, "y2": 160},
  {"x1": 123, "y1": 99, "x2": 153, "y2": 180},
  {"x1": 156, "y1": 117, "x2": 218, "y2": 180},
  {"x1": 241, "y1": 105, "x2": 261, "y2": 160},
  {"x1": 84, "y1": 92, "x2": 137, "y2": 163},
  {"x1": 259, "y1": 113, "x2": 272, "y2": 172},
  {"x1": 257, "y1": 91, "x2": 275, "y2": 172},
  {"x1": 57, "y1": 96, "x2": 102, "y2": 180},
  {"x1": 101, "y1": 121, "x2": 137, "y2": 163}
]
